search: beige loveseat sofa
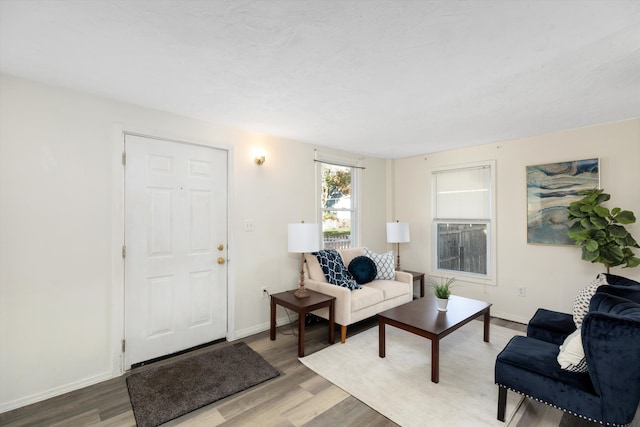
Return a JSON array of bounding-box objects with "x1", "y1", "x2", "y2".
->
[{"x1": 303, "y1": 247, "x2": 413, "y2": 343}]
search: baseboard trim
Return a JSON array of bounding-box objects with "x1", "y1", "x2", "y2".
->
[
  {"x1": 232, "y1": 314, "x2": 297, "y2": 340},
  {"x1": 492, "y1": 311, "x2": 529, "y2": 326},
  {"x1": 0, "y1": 371, "x2": 113, "y2": 414}
]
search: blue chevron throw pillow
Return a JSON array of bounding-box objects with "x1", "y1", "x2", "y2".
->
[{"x1": 313, "y1": 250, "x2": 361, "y2": 290}]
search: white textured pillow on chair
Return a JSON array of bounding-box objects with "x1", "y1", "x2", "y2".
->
[
  {"x1": 572, "y1": 274, "x2": 608, "y2": 328},
  {"x1": 364, "y1": 248, "x2": 395, "y2": 280},
  {"x1": 557, "y1": 328, "x2": 588, "y2": 372}
]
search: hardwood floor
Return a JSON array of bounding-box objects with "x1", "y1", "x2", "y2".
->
[{"x1": 0, "y1": 317, "x2": 636, "y2": 426}]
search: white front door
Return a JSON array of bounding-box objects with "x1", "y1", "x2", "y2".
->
[{"x1": 124, "y1": 134, "x2": 228, "y2": 368}]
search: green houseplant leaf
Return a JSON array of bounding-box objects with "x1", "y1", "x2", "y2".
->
[
  {"x1": 427, "y1": 276, "x2": 456, "y2": 299},
  {"x1": 615, "y1": 210, "x2": 636, "y2": 224},
  {"x1": 567, "y1": 188, "x2": 640, "y2": 273}
]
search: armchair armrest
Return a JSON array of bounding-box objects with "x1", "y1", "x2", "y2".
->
[{"x1": 527, "y1": 308, "x2": 576, "y2": 345}]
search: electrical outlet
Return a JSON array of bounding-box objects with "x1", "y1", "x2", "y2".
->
[
  {"x1": 261, "y1": 286, "x2": 268, "y2": 299},
  {"x1": 517, "y1": 287, "x2": 526, "y2": 297},
  {"x1": 244, "y1": 219, "x2": 255, "y2": 232}
]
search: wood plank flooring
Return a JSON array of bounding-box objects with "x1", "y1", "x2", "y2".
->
[{"x1": 0, "y1": 317, "x2": 637, "y2": 426}]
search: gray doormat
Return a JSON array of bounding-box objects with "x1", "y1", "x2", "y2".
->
[{"x1": 126, "y1": 342, "x2": 280, "y2": 427}]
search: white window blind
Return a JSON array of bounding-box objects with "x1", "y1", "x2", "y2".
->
[
  {"x1": 434, "y1": 166, "x2": 491, "y2": 219},
  {"x1": 431, "y1": 162, "x2": 496, "y2": 284}
]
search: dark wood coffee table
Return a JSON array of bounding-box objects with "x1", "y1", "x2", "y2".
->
[{"x1": 378, "y1": 294, "x2": 491, "y2": 383}]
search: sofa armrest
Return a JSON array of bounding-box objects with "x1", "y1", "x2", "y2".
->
[
  {"x1": 395, "y1": 270, "x2": 413, "y2": 285},
  {"x1": 303, "y1": 278, "x2": 352, "y2": 325}
]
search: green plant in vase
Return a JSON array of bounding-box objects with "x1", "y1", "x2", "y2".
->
[
  {"x1": 428, "y1": 276, "x2": 456, "y2": 311},
  {"x1": 567, "y1": 188, "x2": 640, "y2": 273}
]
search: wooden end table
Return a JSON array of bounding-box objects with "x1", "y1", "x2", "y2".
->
[
  {"x1": 378, "y1": 294, "x2": 491, "y2": 383},
  {"x1": 400, "y1": 270, "x2": 426, "y2": 298},
  {"x1": 270, "y1": 289, "x2": 335, "y2": 357}
]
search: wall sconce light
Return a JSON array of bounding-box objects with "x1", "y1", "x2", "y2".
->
[{"x1": 253, "y1": 149, "x2": 267, "y2": 165}]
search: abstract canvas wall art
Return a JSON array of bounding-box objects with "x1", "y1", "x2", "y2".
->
[{"x1": 527, "y1": 158, "x2": 599, "y2": 245}]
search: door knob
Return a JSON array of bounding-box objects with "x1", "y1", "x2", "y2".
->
[{"x1": 217, "y1": 257, "x2": 225, "y2": 265}]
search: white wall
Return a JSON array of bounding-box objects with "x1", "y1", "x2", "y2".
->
[
  {"x1": 393, "y1": 119, "x2": 640, "y2": 323},
  {"x1": 2, "y1": 74, "x2": 639, "y2": 413},
  {"x1": 0, "y1": 74, "x2": 389, "y2": 411}
]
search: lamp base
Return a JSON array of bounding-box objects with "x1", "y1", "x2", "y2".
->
[{"x1": 294, "y1": 286, "x2": 311, "y2": 299}]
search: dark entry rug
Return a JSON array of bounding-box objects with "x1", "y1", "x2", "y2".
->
[{"x1": 126, "y1": 342, "x2": 280, "y2": 427}]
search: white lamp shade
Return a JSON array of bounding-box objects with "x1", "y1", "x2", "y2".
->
[
  {"x1": 288, "y1": 223, "x2": 320, "y2": 253},
  {"x1": 386, "y1": 222, "x2": 410, "y2": 243}
]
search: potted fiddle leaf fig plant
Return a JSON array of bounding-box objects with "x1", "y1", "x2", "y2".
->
[
  {"x1": 428, "y1": 276, "x2": 456, "y2": 312},
  {"x1": 567, "y1": 188, "x2": 640, "y2": 273}
]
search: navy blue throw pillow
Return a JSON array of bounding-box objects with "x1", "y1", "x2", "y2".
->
[
  {"x1": 313, "y1": 250, "x2": 360, "y2": 290},
  {"x1": 348, "y1": 256, "x2": 378, "y2": 284}
]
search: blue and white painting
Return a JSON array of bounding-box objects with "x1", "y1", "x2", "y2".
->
[{"x1": 527, "y1": 158, "x2": 599, "y2": 245}]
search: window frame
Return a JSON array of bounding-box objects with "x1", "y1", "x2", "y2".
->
[
  {"x1": 430, "y1": 160, "x2": 496, "y2": 285},
  {"x1": 316, "y1": 157, "x2": 360, "y2": 250}
]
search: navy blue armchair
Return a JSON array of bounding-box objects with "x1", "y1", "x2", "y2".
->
[
  {"x1": 527, "y1": 278, "x2": 640, "y2": 346},
  {"x1": 495, "y1": 283, "x2": 640, "y2": 426}
]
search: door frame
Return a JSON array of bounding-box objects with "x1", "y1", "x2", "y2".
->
[{"x1": 110, "y1": 124, "x2": 236, "y2": 376}]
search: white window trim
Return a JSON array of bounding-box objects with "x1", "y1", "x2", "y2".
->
[
  {"x1": 430, "y1": 160, "x2": 497, "y2": 286},
  {"x1": 315, "y1": 150, "x2": 361, "y2": 248}
]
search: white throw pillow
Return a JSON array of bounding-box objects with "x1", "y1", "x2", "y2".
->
[
  {"x1": 557, "y1": 328, "x2": 588, "y2": 373},
  {"x1": 364, "y1": 248, "x2": 395, "y2": 280}
]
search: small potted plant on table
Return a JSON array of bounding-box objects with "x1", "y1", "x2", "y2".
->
[{"x1": 428, "y1": 276, "x2": 456, "y2": 312}]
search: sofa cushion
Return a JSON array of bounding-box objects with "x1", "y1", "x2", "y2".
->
[
  {"x1": 367, "y1": 279, "x2": 410, "y2": 300},
  {"x1": 557, "y1": 328, "x2": 588, "y2": 372},
  {"x1": 350, "y1": 285, "x2": 384, "y2": 311},
  {"x1": 304, "y1": 253, "x2": 327, "y2": 282},
  {"x1": 339, "y1": 247, "x2": 365, "y2": 266},
  {"x1": 573, "y1": 274, "x2": 608, "y2": 328},
  {"x1": 348, "y1": 256, "x2": 377, "y2": 284},
  {"x1": 364, "y1": 248, "x2": 395, "y2": 280},
  {"x1": 314, "y1": 250, "x2": 361, "y2": 290}
]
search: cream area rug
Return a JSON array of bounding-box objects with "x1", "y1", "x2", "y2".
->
[{"x1": 300, "y1": 320, "x2": 525, "y2": 427}]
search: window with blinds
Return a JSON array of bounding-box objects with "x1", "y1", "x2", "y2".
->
[{"x1": 432, "y1": 162, "x2": 495, "y2": 283}]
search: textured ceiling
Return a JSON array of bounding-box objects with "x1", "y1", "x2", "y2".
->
[{"x1": 1, "y1": 0, "x2": 639, "y2": 158}]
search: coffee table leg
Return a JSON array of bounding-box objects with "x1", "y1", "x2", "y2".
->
[
  {"x1": 431, "y1": 338, "x2": 440, "y2": 383},
  {"x1": 378, "y1": 319, "x2": 386, "y2": 358},
  {"x1": 298, "y1": 311, "x2": 305, "y2": 357},
  {"x1": 483, "y1": 309, "x2": 490, "y2": 342}
]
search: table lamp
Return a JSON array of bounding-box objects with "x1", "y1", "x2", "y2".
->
[
  {"x1": 288, "y1": 222, "x2": 321, "y2": 298},
  {"x1": 386, "y1": 221, "x2": 410, "y2": 270}
]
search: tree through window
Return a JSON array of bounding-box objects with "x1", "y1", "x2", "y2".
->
[{"x1": 320, "y1": 162, "x2": 357, "y2": 249}]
